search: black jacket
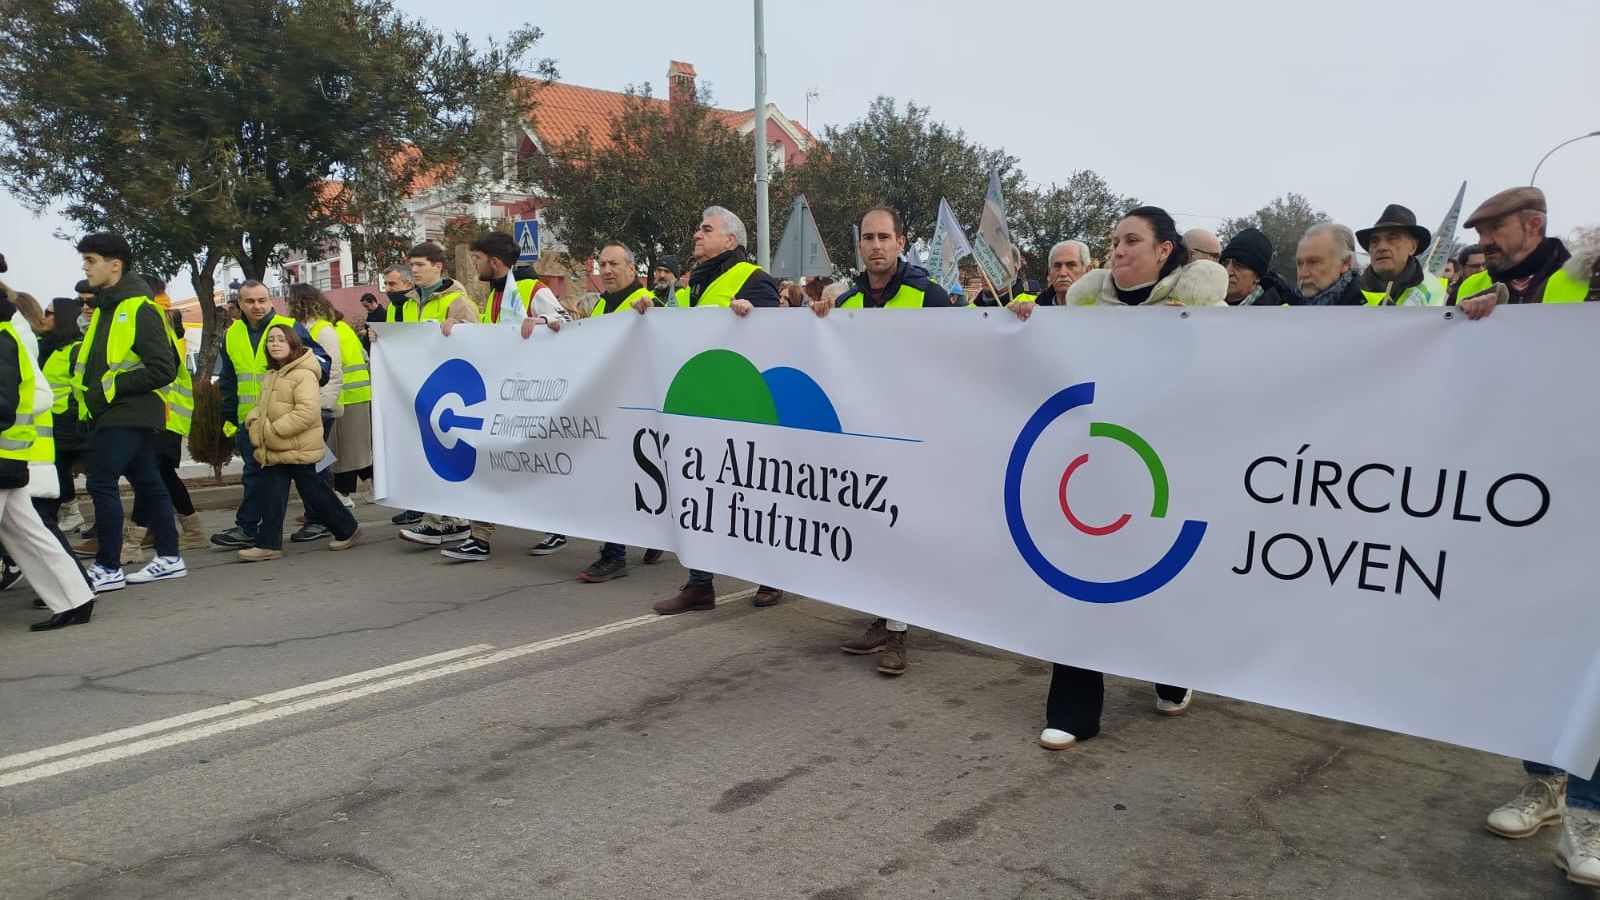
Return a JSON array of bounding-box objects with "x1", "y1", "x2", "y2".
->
[
  {"x1": 686, "y1": 248, "x2": 780, "y2": 307},
  {"x1": 837, "y1": 262, "x2": 952, "y2": 308},
  {"x1": 80, "y1": 272, "x2": 176, "y2": 431},
  {"x1": 0, "y1": 294, "x2": 30, "y2": 488}
]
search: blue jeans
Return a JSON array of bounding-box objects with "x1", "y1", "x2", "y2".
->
[
  {"x1": 601, "y1": 542, "x2": 627, "y2": 562},
  {"x1": 1525, "y1": 761, "x2": 1600, "y2": 812},
  {"x1": 686, "y1": 568, "x2": 714, "y2": 587},
  {"x1": 233, "y1": 429, "x2": 262, "y2": 536},
  {"x1": 86, "y1": 426, "x2": 178, "y2": 568},
  {"x1": 255, "y1": 463, "x2": 358, "y2": 551}
]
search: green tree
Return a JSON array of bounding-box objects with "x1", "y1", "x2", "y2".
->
[
  {"x1": 528, "y1": 86, "x2": 761, "y2": 272},
  {"x1": 0, "y1": 0, "x2": 549, "y2": 376},
  {"x1": 1010, "y1": 171, "x2": 1140, "y2": 281},
  {"x1": 1219, "y1": 193, "x2": 1329, "y2": 284},
  {"x1": 786, "y1": 97, "x2": 1025, "y2": 270}
]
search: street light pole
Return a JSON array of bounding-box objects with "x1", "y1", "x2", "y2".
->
[
  {"x1": 1530, "y1": 130, "x2": 1600, "y2": 185},
  {"x1": 753, "y1": 0, "x2": 770, "y2": 269}
]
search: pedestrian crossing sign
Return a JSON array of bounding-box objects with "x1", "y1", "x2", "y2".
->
[{"x1": 514, "y1": 219, "x2": 539, "y2": 263}]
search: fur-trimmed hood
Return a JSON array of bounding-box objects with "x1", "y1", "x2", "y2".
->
[
  {"x1": 1065, "y1": 260, "x2": 1229, "y2": 307},
  {"x1": 1564, "y1": 226, "x2": 1600, "y2": 284}
]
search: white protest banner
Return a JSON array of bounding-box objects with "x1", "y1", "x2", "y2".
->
[
  {"x1": 927, "y1": 196, "x2": 974, "y2": 289},
  {"x1": 971, "y1": 170, "x2": 1016, "y2": 294},
  {"x1": 373, "y1": 307, "x2": 1600, "y2": 773}
]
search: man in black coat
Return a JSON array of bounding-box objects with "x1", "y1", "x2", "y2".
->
[{"x1": 75, "y1": 232, "x2": 186, "y2": 591}]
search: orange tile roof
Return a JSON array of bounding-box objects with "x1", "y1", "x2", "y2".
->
[{"x1": 525, "y1": 80, "x2": 814, "y2": 150}]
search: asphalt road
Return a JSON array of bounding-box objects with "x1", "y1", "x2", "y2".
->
[{"x1": 0, "y1": 504, "x2": 1586, "y2": 899}]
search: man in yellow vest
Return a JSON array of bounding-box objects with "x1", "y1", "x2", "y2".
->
[
  {"x1": 651, "y1": 255, "x2": 688, "y2": 308},
  {"x1": 1354, "y1": 204, "x2": 1447, "y2": 306},
  {"x1": 631, "y1": 206, "x2": 784, "y2": 614},
  {"x1": 809, "y1": 206, "x2": 952, "y2": 676},
  {"x1": 1471, "y1": 198, "x2": 1598, "y2": 887},
  {"x1": 209, "y1": 280, "x2": 326, "y2": 549},
  {"x1": 72, "y1": 232, "x2": 186, "y2": 592},
  {"x1": 386, "y1": 242, "x2": 476, "y2": 324},
  {"x1": 1457, "y1": 187, "x2": 1588, "y2": 308},
  {"x1": 0, "y1": 287, "x2": 97, "y2": 630},
  {"x1": 418, "y1": 231, "x2": 566, "y2": 559},
  {"x1": 577, "y1": 240, "x2": 663, "y2": 583}
]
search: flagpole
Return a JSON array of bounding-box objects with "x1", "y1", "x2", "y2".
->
[{"x1": 753, "y1": 0, "x2": 771, "y2": 268}]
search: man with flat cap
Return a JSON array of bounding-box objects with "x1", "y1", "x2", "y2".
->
[
  {"x1": 1219, "y1": 227, "x2": 1294, "y2": 306},
  {"x1": 1456, "y1": 186, "x2": 1589, "y2": 306},
  {"x1": 1356, "y1": 204, "x2": 1447, "y2": 306}
]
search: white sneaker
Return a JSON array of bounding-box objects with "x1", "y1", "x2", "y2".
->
[
  {"x1": 1557, "y1": 809, "x2": 1600, "y2": 887},
  {"x1": 1156, "y1": 690, "x2": 1194, "y2": 716},
  {"x1": 336, "y1": 492, "x2": 355, "y2": 509},
  {"x1": 87, "y1": 563, "x2": 125, "y2": 593},
  {"x1": 1038, "y1": 728, "x2": 1078, "y2": 750},
  {"x1": 1487, "y1": 774, "x2": 1567, "y2": 838},
  {"x1": 126, "y1": 555, "x2": 188, "y2": 584}
]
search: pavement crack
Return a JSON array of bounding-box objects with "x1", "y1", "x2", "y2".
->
[
  {"x1": 1245, "y1": 746, "x2": 1347, "y2": 859},
  {"x1": 246, "y1": 833, "x2": 406, "y2": 896}
]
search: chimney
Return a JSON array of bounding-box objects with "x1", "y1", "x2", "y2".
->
[{"x1": 667, "y1": 60, "x2": 697, "y2": 107}]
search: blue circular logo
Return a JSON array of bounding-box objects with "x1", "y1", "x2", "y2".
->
[{"x1": 415, "y1": 359, "x2": 486, "y2": 483}]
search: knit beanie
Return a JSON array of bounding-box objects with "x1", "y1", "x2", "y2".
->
[{"x1": 1219, "y1": 228, "x2": 1273, "y2": 278}]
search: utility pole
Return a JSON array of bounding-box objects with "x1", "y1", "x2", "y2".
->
[{"x1": 753, "y1": 0, "x2": 770, "y2": 268}]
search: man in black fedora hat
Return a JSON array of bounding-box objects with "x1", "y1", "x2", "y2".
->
[{"x1": 1355, "y1": 204, "x2": 1447, "y2": 306}]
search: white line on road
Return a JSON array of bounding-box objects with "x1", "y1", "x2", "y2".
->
[
  {"x1": 0, "y1": 644, "x2": 495, "y2": 773},
  {"x1": 1, "y1": 591, "x2": 753, "y2": 789}
]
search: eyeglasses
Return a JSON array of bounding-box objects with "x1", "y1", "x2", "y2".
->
[{"x1": 1191, "y1": 250, "x2": 1220, "y2": 261}]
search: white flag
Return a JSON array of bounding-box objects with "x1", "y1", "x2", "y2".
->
[
  {"x1": 1422, "y1": 181, "x2": 1467, "y2": 278},
  {"x1": 926, "y1": 197, "x2": 974, "y2": 289},
  {"x1": 971, "y1": 170, "x2": 1016, "y2": 293}
]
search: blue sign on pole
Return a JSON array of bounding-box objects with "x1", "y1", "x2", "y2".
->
[{"x1": 513, "y1": 219, "x2": 540, "y2": 263}]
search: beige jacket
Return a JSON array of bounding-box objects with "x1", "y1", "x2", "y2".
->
[
  {"x1": 1065, "y1": 260, "x2": 1229, "y2": 307},
  {"x1": 246, "y1": 350, "x2": 325, "y2": 466}
]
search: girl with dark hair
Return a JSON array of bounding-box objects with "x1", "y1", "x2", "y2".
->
[{"x1": 238, "y1": 325, "x2": 360, "y2": 561}]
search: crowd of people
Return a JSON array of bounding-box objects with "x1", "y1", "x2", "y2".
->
[{"x1": 2, "y1": 181, "x2": 1598, "y2": 889}]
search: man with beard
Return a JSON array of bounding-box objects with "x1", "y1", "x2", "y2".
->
[
  {"x1": 1456, "y1": 187, "x2": 1589, "y2": 305},
  {"x1": 811, "y1": 206, "x2": 950, "y2": 676},
  {"x1": 1293, "y1": 223, "x2": 1365, "y2": 305},
  {"x1": 1355, "y1": 204, "x2": 1447, "y2": 305}
]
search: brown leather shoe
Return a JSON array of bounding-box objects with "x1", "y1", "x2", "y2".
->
[
  {"x1": 71, "y1": 537, "x2": 98, "y2": 559},
  {"x1": 841, "y1": 618, "x2": 889, "y2": 654},
  {"x1": 652, "y1": 583, "x2": 716, "y2": 615},
  {"x1": 751, "y1": 585, "x2": 784, "y2": 607},
  {"x1": 876, "y1": 631, "x2": 907, "y2": 676}
]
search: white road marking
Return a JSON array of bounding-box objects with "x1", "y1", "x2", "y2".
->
[
  {"x1": 1, "y1": 591, "x2": 753, "y2": 789},
  {"x1": 0, "y1": 644, "x2": 495, "y2": 773}
]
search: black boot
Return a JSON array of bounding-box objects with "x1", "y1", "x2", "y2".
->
[{"x1": 30, "y1": 599, "x2": 94, "y2": 631}]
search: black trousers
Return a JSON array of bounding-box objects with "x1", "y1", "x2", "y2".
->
[
  {"x1": 255, "y1": 462, "x2": 358, "y2": 550},
  {"x1": 1045, "y1": 664, "x2": 1188, "y2": 740}
]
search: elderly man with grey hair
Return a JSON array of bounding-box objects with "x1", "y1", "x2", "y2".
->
[
  {"x1": 1008, "y1": 240, "x2": 1090, "y2": 320},
  {"x1": 634, "y1": 205, "x2": 784, "y2": 617},
  {"x1": 1294, "y1": 223, "x2": 1364, "y2": 305},
  {"x1": 630, "y1": 205, "x2": 781, "y2": 315}
]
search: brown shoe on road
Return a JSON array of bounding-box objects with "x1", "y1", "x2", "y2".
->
[
  {"x1": 877, "y1": 631, "x2": 908, "y2": 676},
  {"x1": 752, "y1": 585, "x2": 784, "y2": 607},
  {"x1": 652, "y1": 583, "x2": 716, "y2": 615},
  {"x1": 841, "y1": 618, "x2": 889, "y2": 654}
]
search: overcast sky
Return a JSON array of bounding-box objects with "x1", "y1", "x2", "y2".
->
[{"x1": 3, "y1": 0, "x2": 1596, "y2": 299}]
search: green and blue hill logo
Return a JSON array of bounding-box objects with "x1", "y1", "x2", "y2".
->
[{"x1": 630, "y1": 349, "x2": 916, "y2": 443}]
